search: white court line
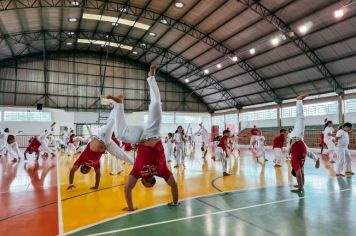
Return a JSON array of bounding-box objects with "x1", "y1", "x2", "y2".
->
[
  {"x1": 57, "y1": 156, "x2": 64, "y2": 235},
  {"x1": 79, "y1": 188, "x2": 351, "y2": 236},
  {"x1": 62, "y1": 184, "x2": 286, "y2": 236}
]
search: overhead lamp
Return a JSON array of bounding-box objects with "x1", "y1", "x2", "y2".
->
[
  {"x1": 119, "y1": 7, "x2": 127, "y2": 13},
  {"x1": 83, "y1": 13, "x2": 150, "y2": 30},
  {"x1": 68, "y1": 18, "x2": 78, "y2": 22},
  {"x1": 249, "y1": 48, "x2": 256, "y2": 55},
  {"x1": 232, "y1": 56, "x2": 238, "y2": 62},
  {"x1": 204, "y1": 69, "x2": 209, "y2": 74},
  {"x1": 149, "y1": 32, "x2": 156, "y2": 37},
  {"x1": 185, "y1": 78, "x2": 189, "y2": 83},
  {"x1": 71, "y1": 1, "x2": 80, "y2": 6},
  {"x1": 132, "y1": 51, "x2": 138, "y2": 54},
  {"x1": 66, "y1": 42, "x2": 73, "y2": 45},
  {"x1": 334, "y1": 9, "x2": 344, "y2": 18},
  {"x1": 175, "y1": 2, "x2": 184, "y2": 8},
  {"x1": 77, "y1": 39, "x2": 133, "y2": 50},
  {"x1": 160, "y1": 19, "x2": 168, "y2": 24},
  {"x1": 271, "y1": 37, "x2": 280, "y2": 46},
  {"x1": 67, "y1": 31, "x2": 75, "y2": 35},
  {"x1": 298, "y1": 21, "x2": 313, "y2": 35},
  {"x1": 217, "y1": 64, "x2": 222, "y2": 69}
]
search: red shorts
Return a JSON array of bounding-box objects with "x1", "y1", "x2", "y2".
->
[
  {"x1": 290, "y1": 140, "x2": 306, "y2": 171},
  {"x1": 74, "y1": 145, "x2": 104, "y2": 171},
  {"x1": 26, "y1": 138, "x2": 41, "y2": 153},
  {"x1": 130, "y1": 140, "x2": 172, "y2": 181}
]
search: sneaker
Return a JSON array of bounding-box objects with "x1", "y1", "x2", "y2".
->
[
  {"x1": 345, "y1": 172, "x2": 354, "y2": 175},
  {"x1": 336, "y1": 173, "x2": 345, "y2": 177},
  {"x1": 223, "y1": 172, "x2": 230, "y2": 176},
  {"x1": 291, "y1": 188, "x2": 304, "y2": 193}
]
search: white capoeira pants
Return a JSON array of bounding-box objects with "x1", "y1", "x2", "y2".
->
[
  {"x1": 273, "y1": 148, "x2": 283, "y2": 165},
  {"x1": 336, "y1": 148, "x2": 352, "y2": 174},
  {"x1": 250, "y1": 135, "x2": 257, "y2": 148},
  {"x1": 7, "y1": 142, "x2": 21, "y2": 159},
  {"x1": 66, "y1": 143, "x2": 76, "y2": 155},
  {"x1": 216, "y1": 147, "x2": 228, "y2": 172},
  {"x1": 257, "y1": 146, "x2": 266, "y2": 160},
  {"x1": 111, "y1": 155, "x2": 124, "y2": 174},
  {"x1": 96, "y1": 108, "x2": 134, "y2": 165},
  {"x1": 324, "y1": 140, "x2": 336, "y2": 162},
  {"x1": 37, "y1": 132, "x2": 55, "y2": 154},
  {"x1": 175, "y1": 143, "x2": 185, "y2": 164},
  {"x1": 165, "y1": 145, "x2": 173, "y2": 161},
  {"x1": 114, "y1": 76, "x2": 161, "y2": 144},
  {"x1": 289, "y1": 99, "x2": 319, "y2": 163}
]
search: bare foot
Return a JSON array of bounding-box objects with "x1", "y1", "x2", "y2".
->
[
  {"x1": 297, "y1": 94, "x2": 307, "y2": 100},
  {"x1": 122, "y1": 207, "x2": 137, "y2": 212},
  {"x1": 149, "y1": 64, "x2": 157, "y2": 77},
  {"x1": 107, "y1": 95, "x2": 124, "y2": 103}
]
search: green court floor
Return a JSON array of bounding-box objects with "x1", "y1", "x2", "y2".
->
[{"x1": 67, "y1": 177, "x2": 356, "y2": 236}]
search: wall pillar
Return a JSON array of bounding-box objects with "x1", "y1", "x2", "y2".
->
[{"x1": 338, "y1": 95, "x2": 344, "y2": 125}]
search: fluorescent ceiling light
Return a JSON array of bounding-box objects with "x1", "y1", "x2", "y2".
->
[
  {"x1": 82, "y1": 13, "x2": 150, "y2": 30},
  {"x1": 175, "y1": 2, "x2": 184, "y2": 8},
  {"x1": 334, "y1": 9, "x2": 344, "y2": 18},
  {"x1": 185, "y1": 78, "x2": 189, "y2": 83},
  {"x1": 77, "y1": 39, "x2": 133, "y2": 50},
  {"x1": 68, "y1": 18, "x2": 78, "y2": 22}
]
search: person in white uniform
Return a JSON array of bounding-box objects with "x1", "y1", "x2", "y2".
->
[
  {"x1": 256, "y1": 131, "x2": 267, "y2": 162},
  {"x1": 0, "y1": 128, "x2": 10, "y2": 158},
  {"x1": 164, "y1": 133, "x2": 174, "y2": 162},
  {"x1": 289, "y1": 95, "x2": 320, "y2": 169},
  {"x1": 286, "y1": 127, "x2": 293, "y2": 160},
  {"x1": 195, "y1": 123, "x2": 209, "y2": 159},
  {"x1": 335, "y1": 122, "x2": 353, "y2": 177},
  {"x1": 323, "y1": 120, "x2": 337, "y2": 163},
  {"x1": 173, "y1": 126, "x2": 186, "y2": 168}
]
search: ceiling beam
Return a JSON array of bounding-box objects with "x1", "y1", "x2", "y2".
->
[{"x1": 236, "y1": 0, "x2": 344, "y2": 95}]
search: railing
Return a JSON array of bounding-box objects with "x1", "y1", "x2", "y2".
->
[
  {"x1": 15, "y1": 135, "x2": 62, "y2": 148},
  {"x1": 238, "y1": 129, "x2": 356, "y2": 149}
]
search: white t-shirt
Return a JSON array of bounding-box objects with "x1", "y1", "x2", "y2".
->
[
  {"x1": 323, "y1": 127, "x2": 334, "y2": 142},
  {"x1": 336, "y1": 129, "x2": 349, "y2": 149},
  {"x1": 174, "y1": 133, "x2": 184, "y2": 144}
]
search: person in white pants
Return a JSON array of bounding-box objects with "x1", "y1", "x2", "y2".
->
[
  {"x1": 216, "y1": 129, "x2": 231, "y2": 176},
  {"x1": 173, "y1": 126, "x2": 186, "y2": 168},
  {"x1": 195, "y1": 123, "x2": 209, "y2": 159},
  {"x1": 67, "y1": 106, "x2": 134, "y2": 190},
  {"x1": 273, "y1": 129, "x2": 287, "y2": 167},
  {"x1": 110, "y1": 133, "x2": 124, "y2": 175},
  {"x1": 0, "y1": 128, "x2": 10, "y2": 157},
  {"x1": 250, "y1": 125, "x2": 259, "y2": 149},
  {"x1": 335, "y1": 122, "x2": 353, "y2": 177},
  {"x1": 107, "y1": 65, "x2": 179, "y2": 211},
  {"x1": 165, "y1": 133, "x2": 174, "y2": 162},
  {"x1": 256, "y1": 131, "x2": 267, "y2": 162},
  {"x1": 288, "y1": 97, "x2": 320, "y2": 168},
  {"x1": 286, "y1": 127, "x2": 293, "y2": 160},
  {"x1": 7, "y1": 135, "x2": 21, "y2": 162},
  {"x1": 323, "y1": 120, "x2": 337, "y2": 163}
]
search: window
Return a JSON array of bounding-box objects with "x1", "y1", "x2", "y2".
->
[
  {"x1": 4, "y1": 111, "x2": 52, "y2": 122},
  {"x1": 345, "y1": 99, "x2": 356, "y2": 113},
  {"x1": 281, "y1": 102, "x2": 337, "y2": 118},
  {"x1": 225, "y1": 113, "x2": 237, "y2": 133},
  {"x1": 175, "y1": 115, "x2": 202, "y2": 124},
  {"x1": 144, "y1": 114, "x2": 174, "y2": 124},
  {"x1": 240, "y1": 109, "x2": 277, "y2": 121}
]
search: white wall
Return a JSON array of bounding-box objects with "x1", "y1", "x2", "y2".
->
[
  {"x1": 0, "y1": 106, "x2": 211, "y2": 137},
  {"x1": 240, "y1": 119, "x2": 277, "y2": 129},
  {"x1": 0, "y1": 106, "x2": 74, "y2": 135},
  {"x1": 282, "y1": 114, "x2": 339, "y2": 127}
]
